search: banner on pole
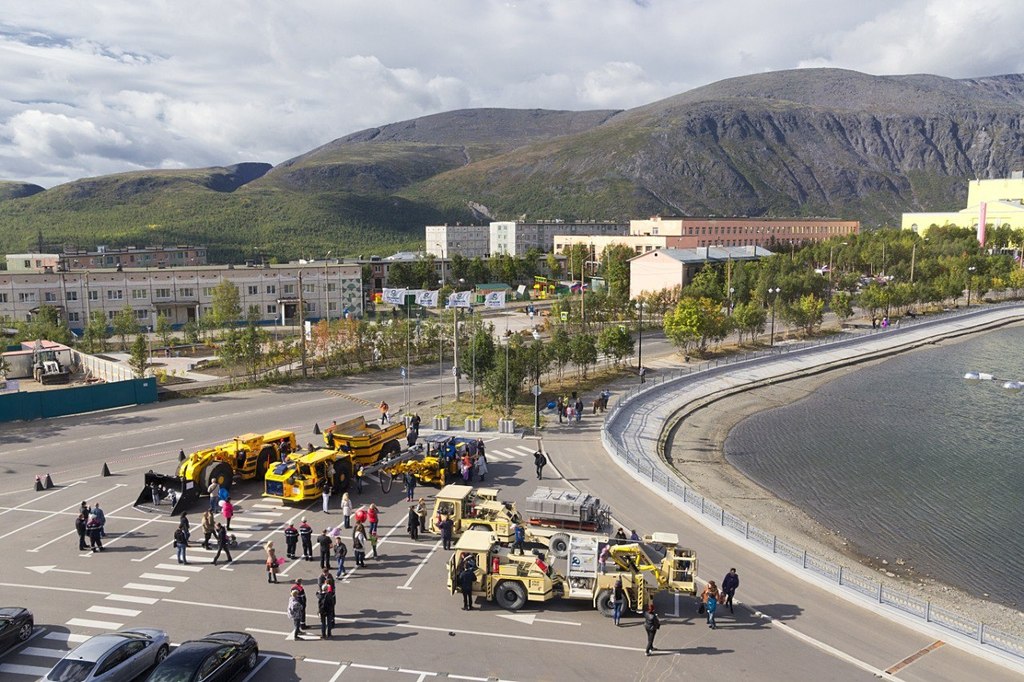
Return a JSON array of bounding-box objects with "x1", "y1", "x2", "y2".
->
[
  {"x1": 446, "y1": 290, "x2": 474, "y2": 309},
  {"x1": 416, "y1": 290, "x2": 440, "y2": 308},
  {"x1": 483, "y1": 291, "x2": 507, "y2": 309},
  {"x1": 382, "y1": 288, "x2": 407, "y2": 305}
]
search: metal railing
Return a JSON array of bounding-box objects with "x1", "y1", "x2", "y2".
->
[{"x1": 602, "y1": 302, "x2": 1024, "y2": 663}]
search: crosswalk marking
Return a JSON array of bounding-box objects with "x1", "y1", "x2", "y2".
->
[
  {"x1": 0, "y1": 663, "x2": 51, "y2": 676},
  {"x1": 252, "y1": 503, "x2": 285, "y2": 510},
  {"x1": 155, "y1": 563, "x2": 204, "y2": 572},
  {"x1": 87, "y1": 605, "x2": 141, "y2": 618},
  {"x1": 511, "y1": 445, "x2": 537, "y2": 455},
  {"x1": 105, "y1": 594, "x2": 159, "y2": 605},
  {"x1": 19, "y1": 646, "x2": 67, "y2": 659},
  {"x1": 66, "y1": 618, "x2": 122, "y2": 629},
  {"x1": 488, "y1": 451, "x2": 516, "y2": 461},
  {"x1": 44, "y1": 632, "x2": 90, "y2": 644},
  {"x1": 138, "y1": 573, "x2": 190, "y2": 583},
  {"x1": 123, "y1": 583, "x2": 175, "y2": 593}
]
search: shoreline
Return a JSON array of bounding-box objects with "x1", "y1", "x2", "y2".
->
[{"x1": 663, "y1": 342, "x2": 1024, "y2": 637}]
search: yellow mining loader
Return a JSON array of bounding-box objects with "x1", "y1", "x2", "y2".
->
[
  {"x1": 384, "y1": 435, "x2": 469, "y2": 487},
  {"x1": 136, "y1": 430, "x2": 296, "y2": 515},
  {"x1": 446, "y1": 529, "x2": 697, "y2": 613}
]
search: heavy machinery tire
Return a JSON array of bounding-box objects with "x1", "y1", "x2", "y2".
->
[
  {"x1": 256, "y1": 445, "x2": 275, "y2": 480},
  {"x1": 207, "y1": 462, "x2": 233, "y2": 490},
  {"x1": 549, "y1": 532, "x2": 570, "y2": 559},
  {"x1": 595, "y1": 589, "x2": 615, "y2": 617},
  {"x1": 382, "y1": 439, "x2": 400, "y2": 458},
  {"x1": 494, "y1": 580, "x2": 527, "y2": 612},
  {"x1": 380, "y1": 470, "x2": 393, "y2": 494}
]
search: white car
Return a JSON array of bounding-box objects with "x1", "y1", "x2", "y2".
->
[{"x1": 42, "y1": 628, "x2": 170, "y2": 682}]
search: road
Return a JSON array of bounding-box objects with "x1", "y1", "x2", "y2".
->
[{"x1": 0, "y1": 330, "x2": 1017, "y2": 681}]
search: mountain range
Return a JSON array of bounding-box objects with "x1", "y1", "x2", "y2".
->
[{"x1": 3, "y1": 67, "x2": 1023, "y2": 262}]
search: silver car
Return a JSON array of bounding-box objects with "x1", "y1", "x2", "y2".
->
[{"x1": 42, "y1": 628, "x2": 170, "y2": 682}]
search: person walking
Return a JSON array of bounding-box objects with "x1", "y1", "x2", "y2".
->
[
  {"x1": 369, "y1": 530, "x2": 379, "y2": 559},
  {"x1": 556, "y1": 396, "x2": 564, "y2": 423},
  {"x1": 91, "y1": 503, "x2": 106, "y2": 537},
  {"x1": 612, "y1": 577, "x2": 625, "y2": 626},
  {"x1": 211, "y1": 522, "x2": 232, "y2": 565},
  {"x1": 439, "y1": 515, "x2": 454, "y2": 551},
  {"x1": 221, "y1": 497, "x2": 234, "y2": 531},
  {"x1": 512, "y1": 522, "x2": 526, "y2": 556},
  {"x1": 416, "y1": 498, "x2": 427, "y2": 533},
  {"x1": 264, "y1": 541, "x2": 280, "y2": 583},
  {"x1": 574, "y1": 397, "x2": 583, "y2": 423},
  {"x1": 355, "y1": 465, "x2": 364, "y2": 494},
  {"x1": 174, "y1": 525, "x2": 189, "y2": 564},
  {"x1": 178, "y1": 513, "x2": 191, "y2": 545},
  {"x1": 458, "y1": 559, "x2": 476, "y2": 610},
  {"x1": 207, "y1": 479, "x2": 220, "y2": 512},
  {"x1": 299, "y1": 518, "x2": 314, "y2": 561},
  {"x1": 317, "y1": 529, "x2": 332, "y2": 569},
  {"x1": 321, "y1": 480, "x2": 332, "y2": 514},
  {"x1": 639, "y1": 366, "x2": 647, "y2": 384},
  {"x1": 367, "y1": 504, "x2": 379, "y2": 534},
  {"x1": 75, "y1": 512, "x2": 88, "y2": 551},
  {"x1": 334, "y1": 536, "x2": 348, "y2": 578},
  {"x1": 318, "y1": 583, "x2": 337, "y2": 639},
  {"x1": 722, "y1": 568, "x2": 740, "y2": 614},
  {"x1": 290, "y1": 578, "x2": 308, "y2": 630},
  {"x1": 200, "y1": 510, "x2": 215, "y2": 550},
  {"x1": 702, "y1": 581, "x2": 720, "y2": 629},
  {"x1": 288, "y1": 590, "x2": 304, "y2": 640},
  {"x1": 86, "y1": 514, "x2": 104, "y2": 552},
  {"x1": 284, "y1": 521, "x2": 299, "y2": 559},
  {"x1": 533, "y1": 450, "x2": 547, "y2": 480},
  {"x1": 352, "y1": 523, "x2": 367, "y2": 567},
  {"x1": 378, "y1": 400, "x2": 390, "y2": 424},
  {"x1": 643, "y1": 602, "x2": 660, "y2": 655},
  {"x1": 404, "y1": 472, "x2": 416, "y2": 502},
  {"x1": 341, "y1": 492, "x2": 352, "y2": 529},
  {"x1": 475, "y1": 452, "x2": 488, "y2": 482},
  {"x1": 407, "y1": 505, "x2": 419, "y2": 540}
]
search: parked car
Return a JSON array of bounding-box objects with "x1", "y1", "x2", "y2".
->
[
  {"x1": 144, "y1": 631, "x2": 258, "y2": 682},
  {"x1": 43, "y1": 628, "x2": 170, "y2": 682},
  {"x1": 0, "y1": 607, "x2": 33, "y2": 652}
]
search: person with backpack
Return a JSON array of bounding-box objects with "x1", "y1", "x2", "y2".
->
[
  {"x1": 178, "y1": 513, "x2": 190, "y2": 545},
  {"x1": 534, "y1": 450, "x2": 547, "y2": 480},
  {"x1": 643, "y1": 602, "x2": 660, "y2": 655},
  {"x1": 318, "y1": 583, "x2": 337, "y2": 639},
  {"x1": 174, "y1": 525, "x2": 189, "y2": 564},
  {"x1": 352, "y1": 523, "x2": 367, "y2": 567},
  {"x1": 334, "y1": 535, "x2": 348, "y2": 577}
]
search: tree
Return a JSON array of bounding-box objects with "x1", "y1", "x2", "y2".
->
[
  {"x1": 830, "y1": 292, "x2": 854, "y2": 323},
  {"x1": 545, "y1": 252, "x2": 563, "y2": 278},
  {"x1": 600, "y1": 244, "x2": 633, "y2": 307},
  {"x1": 1010, "y1": 267, "x2": 1024, "y2": 297},
  {"x1": 82, "y1": 310, "x2": 109, "y2": 353},
  {"x1": 664, "y1": 296, "x2": 730, "y2": 354},
  {"x1": 459, "y1": 323, "x2": 496, "y2": 386},
  {"x1": 238, "y1": 323, "x2": 266, "y2": 381},
  {"x1": 112, "y1": 304, "x2": 139, "y2": 351},
  {"x1": 684, "y1": 265, "x2": 724, "y2": 302},
  {"x1": 857, "y1": 283, "x2": 888, "y2": 321},
  {"x1": 549, "y1": 327, "x2": 573, "y2": 381},
  {"x1": 128, "y1": 333, "x2": 148, "y2": 378},
  {"x1": 17, "y1": 304, "x2": 72, "y2": 345},
  {"x1": 732, "y1": 301, "x2": 767, "y2": 344},
  {"x1": 155, "y1": 314, "x2": 174, "y2": 349},
  {"x1": 0, "y1": 353, "x2": 10, "y2": 378},
  {"x1": 183, "y1": 319, "x2": 201, "y2": 345},
  {"x1": 569, "y1": 333, "x2": 598, "y2": 381},
  {"x1": 211, "y1": 280, "x2": 242, "y2": 330},
  {"x1": 597, "y1": 325, "x2": 634, "y2": 367},
  {"x1": 785, "y1": 294, "x2": 825, "y2": 334},
  {"x1": 482, "y1": 338, "x2": 528, "y2": 415}
]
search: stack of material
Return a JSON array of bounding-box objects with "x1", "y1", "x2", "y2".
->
[{"x1": 525, "y1": 487, "x2": 611, "y2": 530}]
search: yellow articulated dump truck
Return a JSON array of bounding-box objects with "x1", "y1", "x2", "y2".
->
[
  {"x1": 136, "y1": 430, "x2": 297, "y2": 515},
  {"x1": 263, "y1": 415, "x2": 406, "y2": 502},
  {"x1": 446, "y1": 529, "x2": 697, "y2": 613}
]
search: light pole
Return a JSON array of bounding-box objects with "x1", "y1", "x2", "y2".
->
[
  {"x1": 635, "y1": 300, "x2": 644, "y2": 372},
  {"x1": 503, "y1": 330, "x2": 511, "y2": 419},
  {"x1": 728, "y1": 287, "x2": 735, "y2": 315},
  {"x1": 323, "y1": 250, "x2": 332, "y2": 323},
  {"x1": 768, "y1": 287, "x2": 781, "y2": 346},
  {"x1": 452, "y1": 278, "x2": 465, "y2": 399},
  {"x1": 966, "y1": 266, "x2": 977, "y2": 308}
]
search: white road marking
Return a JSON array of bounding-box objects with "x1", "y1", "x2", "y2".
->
[
  {"x1": 105, "y1": 594, "x2": 159, "y2": 605},
  {"x1": 328, "y1": 663, "x2": 350, "y2": 682},
  {"x1": 240, "y1": 655, "x2": 271, "y2": 682},
  {"x1": 27, "y1": 565, "x2": 91, "y2": 576},
  {"x1": 19, "y1": 646, "x2": 67, "y2": 659},
  {"x1": 87, "y1": 605, "x2": 141, "y2": 617},
  {"x1": 496, "y1": 613, "x2": 580, "y2": 626},
  {"x1": 0, "y1": 481, "x2": 83, "y2": 516},
  {"x1": 120, "y1": 438, "x2": 183, "y2": 452},
  {"x1": 252, "y1": 503, "x2": 286, "y2": 510},
  {"x1": 138, "y1": 572, "x2": 190, "y2": 583},
  {"x1": 245, "y1": 628, "x2": 291, "y2": 637},
  {"x1": 0, "y1": 582, "x2": 109, "y2": 597},
  {"x1": 44, "y1": 632, "x2": 90, "y2": 643},
  {"x1": 123, "y1": 582, "x2": 175, "y2": 593},
  {"x1": 155, "y1": 563, "x2": 204, "y2": 572},
  {"x1": 0, "y1": 663, "x2": 51, "y2": 676},
  {"x1": 397, "y1": 539, "x2": 442, "y2": 590},
  {"x1": 65, "y1": 617, "x2": 122, "y2": 629},
  {"x1": 132, "y1": 539, "x2": 175, "y2": 563},
  {"x1": 342, "y1": 522, "x2": 402, "y2": 584},
  {"x1": 2, "y1": 484, "x2": 121, "y2": 542},
  {"x1": 220, "y1": 498, "x2": 319, "y2": 569},
  {"x1": 764, "y1": 615, "x2": 896, "y2": 679}
]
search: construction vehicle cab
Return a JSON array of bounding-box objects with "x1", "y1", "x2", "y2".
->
[
  {"x1": 446, "y1": 530, "x2": 560, "y2": 611},
  {"x1": 591, "y1": 532, "x2": 697, "y2": 616},
  {"x1": 429, "y1": 484, "x2": 520, "y2": 540},
  {"x1": 323, "y1": 416, "x2": 405, "y2": 465},
  {"x1": 264, "y1": 448, "x2": 340, "y2": 502},
  {"x1": 386, "y1": 435, "x2": 471, "y2": 487}
]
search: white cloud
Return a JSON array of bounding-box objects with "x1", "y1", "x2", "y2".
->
[{"x1": 0, "y1": 0, "x2": 1022, "y2": 187}]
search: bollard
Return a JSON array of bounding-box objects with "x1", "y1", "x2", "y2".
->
[
  {"x1": 44, "y1": 473, "x2": 54, "y2": 489},
  {"x1": 313, "y1": 423, "x2": 321, "y2": 435},
  {"x1": 101, "y1": 462, "x2": 112, "y2": 477},
  {"x1": 178, "y1": 449, "x2": 186, "y2": 462},
  {"x1": 34, "y1": 476, "x2": 44, "y2": 492}
]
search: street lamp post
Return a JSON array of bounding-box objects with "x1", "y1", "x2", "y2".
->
[
  {"x1": 768, "y1": 287, "x2": 781, "y2": 346},
  {"x1": 635, "y1": 300, "x2": 644, "y2": 372},
  {"x1": 503, "y1": 330, "x2": 511, "y2": 419},
  {"x1": 323, "y1": 250, "x2": 332, "y2": 324},
  {"x1": 966, "y1": 266, "x2": 977, "y2": 308},
  {"x1": 728, "y1": 287, "x2": 735, "y2": 315}
]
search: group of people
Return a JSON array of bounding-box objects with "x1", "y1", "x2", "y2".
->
[
  {"x1": 287, "y1": 576, "x2": 337, "y2": 640},
  {"x1": 75, "y1": 501, "x2": 106, "y2": 552},
  {"x1": 698, "y1": 568, "x2": 740, "y2": 629}
]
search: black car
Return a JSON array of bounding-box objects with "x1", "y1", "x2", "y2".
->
[
  {"x1": 0, "y1": 607, "x2": 33, "y2": 652},
  {"x1": 144, "y1": 631, "x2": 258, "y2": 682}
]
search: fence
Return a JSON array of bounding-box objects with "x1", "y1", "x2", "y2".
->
[
  {"x1": 0, "y1": 378, "x2": 157, "y2": 422},
  {"x1": 73, "y1": 349, "x2": 135, "y2": 383},
  {"x1": 602, "y1": 302, "x2": 1024, "y2": 663}
]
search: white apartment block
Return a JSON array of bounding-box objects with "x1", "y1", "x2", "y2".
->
[
  {"x1": 425, "y1": 225, "x2": 490, "y2": 259},
  {"x1": 489, "y1": 220, "x2": 628, "y2": 256},
  {"x1": 0, "y1": 262, "x2": 363, "y2": 332}
]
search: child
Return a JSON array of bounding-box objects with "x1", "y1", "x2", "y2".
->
[{"x1": 369, "y1": 530, "x2": 379, "y2": 559}]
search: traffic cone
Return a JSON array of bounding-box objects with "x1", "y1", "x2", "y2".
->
[
  {"x1": 101, "y1": 462, "x2": 111, "y2": 477},
  {"x1": 313, "y1": 423, "x2": 321, "y2": 435},
  {"x1": 44, "y1": 473, "x2": 54, "y2": 489},
  {"x1": 34, "y1": 476, "x2": 43, "y2": 492},
  {"x1": 178, "y1": 449, "x2": 186, "y2": 462}
]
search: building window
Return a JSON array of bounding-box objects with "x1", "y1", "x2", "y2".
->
[
  {"x1": 107, "y1": 289, "x2": 124, "y2": 300},
  {"x1": 19, "y1": 292, "x2": 36, "y2": 303},
  {"x1": 303, "y1": 283, "x2": 315, "y2": 293},
  {"x1": 68, "y1": 312, "x2": 80, "y2": 322},
  {"x1": 179, "y1": 288, "x2": 194, "y2": 297},
  {"x1": 0, "y1": 293, "x2": 6, "y2": 303},
  {"x1": 135, "y1": 309, "x2": 149, "y2": 321},
  {"x1": 307, "y1": 302, "x2": 316, "y2": 312},
  {"x1": 266, "y1": 304, "x2": 277, "y2": 314},
  {"x1": 266, "y1": 285, "x2": 276, "y2": 294},
  {"x1": 132, "y1": 289, "x2": 148, "y2": 300},
  {"x1": 107, "y1": 310, "x2": 117, "y2": 320},
  {"x1": 66, "y1": 291, "x2": 78, "y2": 301},
  {"x1": 44, "y1": 292, "x2": 57, "y2": 302},
  {"x1": 282, "y1": 284, "x2": 295, "y2": 295},
  {"x1": 202, "y1": 287, "x2": 214, "y2": 297},
  {"x1": 154, "y1": 288, "x2": 170, "y2": 298},
  {"x1": 327, "y1": 283, "x2": 337, "y2": 292},
  {"x1": 23, "y1": 260, "x2": 30, "y2": 268},
  {"x1": 247, "y1": 285, "x2": 258, "y2": 295},
  {"x1": 88, "y1": 290, "x2": 99, "y2": 301}
]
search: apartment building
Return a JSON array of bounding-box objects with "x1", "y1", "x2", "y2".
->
[
  {"x1": 0, "y1": 262, "x2": 362, "y2": 332},
  {"x1": 490, "y1": 220, "x2": 628, "y2": 256},
  {"x1": 630, "y1": 216, "x2": 858, "y2": 247},
  {"x1": 425, "y1": 225, "x2": 490, "y2": 259},
  {"x1": 5, "y1": 245, "x2": 208, "y2": 272}
]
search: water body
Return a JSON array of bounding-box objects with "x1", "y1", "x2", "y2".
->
[{"x1": 725, "y1": 325, "x2": 1024, "y2": 609}]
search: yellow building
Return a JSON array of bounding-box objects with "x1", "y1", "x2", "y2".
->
[{"x1": 902, "y1": 175, "x2": 1024, "y2": 235}]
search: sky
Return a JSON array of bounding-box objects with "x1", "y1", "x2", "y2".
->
[{"x1": 2, "y1": 0, "x2": 1022, "y2": 188}]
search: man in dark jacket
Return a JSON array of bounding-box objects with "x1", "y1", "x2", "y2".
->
[
  {"x1": 722, "y1": 568, "x2": 740, "y2": 613},
  {"x1": 318, "y1": 584, "x2": 337, "y2": 639},
  {"x1": 211, "y1": 522, "x2": 232, "y2": 565},
  {"x1": 86, "y1": 515, "x2": 103, "y2": 552},
  {"x1": 533, "y1": 451, "x2": 547, "y2": 480},
  {"x1": 439, "y1": 515, "x2": 454, "y2": 551},
  {"x1": 291, "y1": 578, "x2": 307, "y2": 630},
  {"x1": 284, "y1": 522, "x2": 299, "y2": 559},
  {"x1": 643, "y1": 602, "x2": 660, "y2": 656},
  {"x1": 318, "y1": 530, "x2": 333, "y2": 569},
  {"x1": 75, "y1": 512, "x2": 88, "y2": 551},
  {"x1": 299, "y1": 519, "x2": 314, "y2": 561},
  {"x1": 459, "y1": 562, "x2": 477, "y2": 610}
]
